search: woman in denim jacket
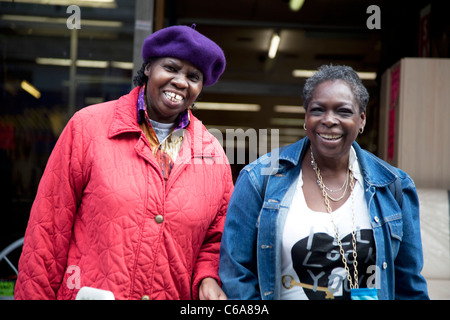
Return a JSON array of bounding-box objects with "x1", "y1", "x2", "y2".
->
[{"x1": 219, "y1": 65, "x2": 428, "y2": 300}]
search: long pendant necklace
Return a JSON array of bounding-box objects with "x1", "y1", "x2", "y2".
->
[{"x1": 310, "y1": 147, "x2": 359, "y2": 290}]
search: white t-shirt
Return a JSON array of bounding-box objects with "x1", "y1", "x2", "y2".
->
[
  {"x1": 280, "y1": 148, "x2": 376, "y2": 300},
  {"x1": 149, "y1": 119, "x2": 175, "y2": 143}
]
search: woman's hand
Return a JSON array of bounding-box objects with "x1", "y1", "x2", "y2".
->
[{"x1": 199, "y1": 277, "x2": 227, "y2": 300}]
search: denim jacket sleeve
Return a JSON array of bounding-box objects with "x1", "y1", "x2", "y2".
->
[
  {"x1": 219, "y1": 168, "x2": 263, "y2": 300},
  {"x1": 393, "y1": 173, "x2": 429, "y2": 299}
]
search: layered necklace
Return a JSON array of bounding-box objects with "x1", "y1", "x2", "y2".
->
[
  {"x1": 310, "y1": 149, "x2": 350, "y2": 202},
  {"x1": 310, "y1": 147, "x2": 359, "y2": 290}
]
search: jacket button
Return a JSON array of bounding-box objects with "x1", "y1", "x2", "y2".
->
[
  {"x1": 374, "y1": 216, "x2": 380, "y2": 223},
  {"x1": 155, "y1": 215, "x2": 164, "y2": 224},
  {"x1": 141, "y1": 295, "x2": 150, "y2": 300}
]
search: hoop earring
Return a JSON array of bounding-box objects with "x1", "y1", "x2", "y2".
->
[
  {"x1": 359, "y1": 127, "x2": 364, "y2": 134},
  {"x1": 303, "y1": 123, "x2": 307, "y2": 131}
]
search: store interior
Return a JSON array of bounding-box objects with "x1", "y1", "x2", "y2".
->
[{"x1": 0, "y1": 0, "x2": 449, "y2": 297}]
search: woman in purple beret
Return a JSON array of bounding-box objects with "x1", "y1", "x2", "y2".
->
[{"x1": 15, "y1": 25, "x2": 232, "y2": 300}]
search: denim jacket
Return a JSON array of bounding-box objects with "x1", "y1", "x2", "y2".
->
[{"x1": 219, "y1": 137, "x2": 429, "y2": 300}]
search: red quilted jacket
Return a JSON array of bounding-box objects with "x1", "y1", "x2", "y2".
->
[{"x1": 14, "y1": 87, "x2": 233, "y2": 300}]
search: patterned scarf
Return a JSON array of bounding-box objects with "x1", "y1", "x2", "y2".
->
[{"x1": 137, "y1": 85, "x2": 190, "y2": 181}]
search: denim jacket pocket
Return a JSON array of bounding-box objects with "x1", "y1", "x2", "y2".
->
[{"x1": 386, "y1": 214, "x2": 403, "y2": 241}]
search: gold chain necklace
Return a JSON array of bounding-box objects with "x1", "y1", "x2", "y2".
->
[
  {"x1": 321, "y1": 171, "x2": 348, "y2": 193},
  {"x1": 310, "y1": 148, "x2": 359, "y2": 289},
  {"x1": 310, "y1": 150, "x2": 349, "y2": 202}
]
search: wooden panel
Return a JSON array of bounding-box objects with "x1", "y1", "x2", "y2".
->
[{"x1": 380, "y1": 58, "x2": 450, "y2": 189}]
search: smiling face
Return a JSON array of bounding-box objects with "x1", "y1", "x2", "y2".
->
[
  {"x1": 144, "y1": 57, "x2": 204, "y2": 123},
  {"x1": 305, "y1": 80, "x2": 366, "y2": 163}
]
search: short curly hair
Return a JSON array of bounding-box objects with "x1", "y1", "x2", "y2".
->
[{"x1": 302, "y1": 64, "x2": 369, "y2": 114}]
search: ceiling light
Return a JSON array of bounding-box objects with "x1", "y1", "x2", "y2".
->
[
  {"x1": 21, "y1": 80, "x2": 41, "y2": 99},
  {"x1": 289, "y1": 0, "x2": 306, "y2": 11},
  {"x1": 0, "y1": 0, "x2": 116, "y2": 8},
  {"x1": 1, "y1": 14, "x2": 122, "y2": 27},
  {"x1": 36, "y1": 57, "x2": 71, "y2": 66},
  {"x1": 76, "y1": 60, "x2": 108, "y2": 68},
  {"x1": 79, "y1": 0, "x2": 114, "y2": 3},
  {"x1": 274, "y1": 105, "x2": 305, "y2": 114},
  {"x1": 268, "y1": 33, "x2": 281, "y2": 59},
  {"x1": 291, "y1": 69, "x2": 316, "y2": 78},
  {"x1": 37, "y1": 58, "x2": 109, "y2": 68},
  {"x1": 110, "y1": 61, "x2": 134, "y2": 70},
  {"x1": 292, "y1": 69, "x2": 377, "y2": 80},
  {"x1": 195, "y1": 102, "x2": 261, "y2": 112},
  {"x1": 355, "y1": 71, "x2": 378, "y2": 80},
  {"x1": 36, "y1": 57, "x2": 133, "y2": 70}
]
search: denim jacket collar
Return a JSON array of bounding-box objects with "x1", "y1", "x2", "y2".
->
[{"x1": 276, "y1": 137, "x2": 398, "y2": 187}]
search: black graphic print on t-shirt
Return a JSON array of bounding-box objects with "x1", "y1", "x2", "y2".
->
[{"x1": 288, "y1": 229, "x2": 376, "y2": 300}]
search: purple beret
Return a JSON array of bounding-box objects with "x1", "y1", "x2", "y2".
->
[{"x1": 141, "y1": 25, "x2": 226, "y2": 87}]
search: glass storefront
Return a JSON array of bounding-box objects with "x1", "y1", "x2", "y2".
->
[{"x1": 0, "y1": 0, "x2": 136, "y2": 294}]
